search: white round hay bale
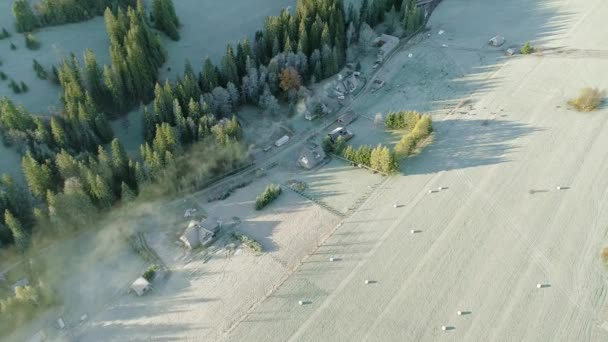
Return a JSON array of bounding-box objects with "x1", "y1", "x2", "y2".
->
[
  {"x1": 428, "y1": 190, "x2": 433, "y2": 194},
  {"x1": 364, "y1": 279, "x2": 370, "y2": 284},
  {"x1": 556, "y1": 186, "x2": 561, "y2": 190},
  {"x1": 410, "y1": 230, "x2": 415, "y2": 234},
  {"x1": 329, "y1": 257, "x2": 335, "y2": 262},
  {"x1": 441, "y1": 326, "x2": 447, "y2": 331},
  {"x1": 298, "y1": 300, "x2": 304, "y2": 305},
  {"x1": 393, "y1": 204, "x2": 398, "y2": 208},
  {"x1": 457, "y1": 311, "x2": 462, "y2": 316},
  {"x1": 536, "y1": 283, "x2": 542, "y2": 289},
  {"x1": 438, "y1": 187, "x2": 443, "y2": 191}
]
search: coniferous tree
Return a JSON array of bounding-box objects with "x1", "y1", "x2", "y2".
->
[
  {"x1": 359, "y1": 0, "x2": 370, "y2": 26},
  {"x1": 22, "y1": 154, "x2": 54, "y2": 199},
  {"x1": 152, "y1": 0, "x2": 180, "y2": 40},
  {"x1": 13, "y1": 0, "x2": 39, "y2": 32},
  {"x1": 50, "y1": 117, "x2": 68, "y2": 148},
  {"x1": 1, "y1": 175, "x2": 33, "y2": 228},
  {"x1": 201, "y1": 57, "x2": 218, "y2": 93},
  {"x1": 111, "y1": 138, "x2": 128, "y2": 179},
  {"x1": 33, "y1": 59, "x2": 48, "y2": 79},
  {"x1": 120, "y1": 182, "x2": 136, "y2": 202},
  {"x1": 221, "y1": 45, "x2": 239, "y2": 86},
  {"x1": 5, "y1": 210, "x2": 28, "y2": 252},
  {"x1": 92, "y1": 175, "x2": 113, "y2": 208}
]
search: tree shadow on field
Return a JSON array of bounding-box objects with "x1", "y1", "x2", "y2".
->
[
  {"x1": 403, "y1": 119, "x2": 542, "y2": 175},
  {"x1": 237, "y1": 219, "x2": 280, "y2": 253},
  {"x1": 77, "y1": 321, "x2": 196, "y2": 341}
]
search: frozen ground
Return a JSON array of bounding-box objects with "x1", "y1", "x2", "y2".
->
[
  {"x1": 272, "y1": 158, "x2": 387, "y2": 215},
  {"x1": 223, "y1": 0, "x2": 608, "y2": 341},
  {"x1": 70, "y1": 177, "x2": 341, "y2": 341},
  {"x1": 9, "y1": 0, "x2": 608, "y2": 340}
]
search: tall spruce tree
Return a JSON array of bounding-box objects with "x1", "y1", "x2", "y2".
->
[
  {"x1": 13, "y1": 0, "x2": 39, "y2": 33},
  {"x1": 5, "y1": 210, "x2": 28, "y2": 252},
  {"x1": 152, "y1": 0, "x2": 180, "y2": 40}
]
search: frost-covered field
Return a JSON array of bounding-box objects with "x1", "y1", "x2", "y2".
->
[
  {"x1": 10, "y1": 0, "x2": 608, "y2": 341},
  {"x1": 224, "y1": 0, "x2": 608, "y2": 341},
  {"x1": 69, "y1": 177, "x2": 341, "y2": 341}
]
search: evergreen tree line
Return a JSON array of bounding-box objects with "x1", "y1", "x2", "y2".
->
[
  {"x1": 12, "y1": 0, "x2": 137, "y2": 32},
  {"x1": 0, "y1": 175, "x2": 34, "y2": 249},
  {"x1": 385, "y1": 110, "x2": 422, "y2": 130},
  {"x1": 394, "y1": 114, "x2": 432, "y2": 157},
  {"x1": 322, "y1": 134, "x2": 398, "y2": 174},
  {"x1": 171, "y1": 0, "x2": 424, "y2": 121},
  {"x1": 139, "y1": 0, "x2": 351, "y2": 182},
  {"x1": 0, "y1": 87, "x2": 245, "y2": 251},
  {"x1": 55, "y1": 4, "x2": 165, "y2": 117},
  {"x1": 0, "y1": 96, "x2": 111, "y2": 160},
  {"x1": 0, "y1": 91, "x2": 143, "y2": 241},
  {"x1": 151, "y1": 0, "x2": 179, "y2": 40},
  {"x1": 20, "y1": 1, "x2": 171, "y2": 118},
  {"x1": 177, "y1": 0, "x2": 348, "y2": 116},
  {"x1": 357, "y1": 0, "x2": 424, "y2": 33}
]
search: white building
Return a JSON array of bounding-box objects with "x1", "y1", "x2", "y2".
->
[
  {"x1": 489, "y1": 35, "x2": 505, "y2": 47},
  {"x1": 131, "y1": 277, "x2": 151, "y2": 296}
]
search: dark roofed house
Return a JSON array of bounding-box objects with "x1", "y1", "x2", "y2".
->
[
  {"x1": 299, "y1": 144, "x2": 326, "y2": 169},
  {"x1": 328, "y1": 127, "x2": 353, "y2": 143}
]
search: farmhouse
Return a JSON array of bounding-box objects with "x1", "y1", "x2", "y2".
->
[
  {"x1": 299, "y1": 144, "x2": 326, "y2": 169},
  {"x1": 488, "y1": 35, "x2": 505, "y2": 47},
  {"x1": 131, "y1": 277, "x2": 151, "y2": 296},
  {"x1": 328, "y1": 127, "x2": 354, "y2": 143},
  {"x1": 180, "y1": 218, "x2": 221, "y2": 249}
]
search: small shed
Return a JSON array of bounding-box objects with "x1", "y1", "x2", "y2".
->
[
  {"x1": 328, "y1": 127, "x2": 353, "y2": 143},
  {"x1": 299, "y1": 144, "x2": 326, "y2": 169},
  {"x1": 489, "y1": 35, "x2": 505, "y2": 47},
  {"x1": 337, "y1": 112, "x2": 357, "y2": 126},
  {"x1": 131, "y1": 277, "x2": 151, "y2": 296},
  {"x1": 275, "y1": 135, "x2": 290, "y2": 147}
]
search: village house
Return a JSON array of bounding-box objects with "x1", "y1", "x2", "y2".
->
[
  {"x1": 298, "y1": 143, "x2": 326, "y2": 169},
  {"x1": 328, "y1": 127, "x2": 354, "y2": 143},
  {"x1": 179, "y1": 217, "x2": 221, "y2": 249}
]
